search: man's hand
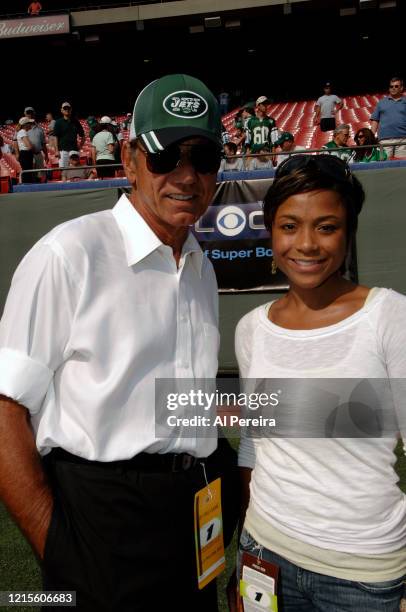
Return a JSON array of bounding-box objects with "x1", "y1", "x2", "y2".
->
[
  {"x1": 0, "y1": 396, "x2": 53, "y2": 560},
  {"x1": 227, "y1": 569, "x2": 243, "y2": 612},
  {"x1": 370, "y1": 120, "x2": 379, "y2": 135}
]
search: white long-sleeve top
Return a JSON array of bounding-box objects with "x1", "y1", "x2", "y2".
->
[{"x1": 236, "y1": 288, "x2": 406, "y2": 555}]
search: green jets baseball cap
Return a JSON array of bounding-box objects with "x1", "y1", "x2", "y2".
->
[
  {"x1": 276, "y1": 131, "x2": 294, "y2": 146},
  {"x1": 129, "y1": 74, "x2": 222, "y2": 153}
]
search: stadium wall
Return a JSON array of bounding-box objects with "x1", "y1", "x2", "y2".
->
[
  {"x1": 70, "y1": 0, "x2": 308, "y2": 27},
  {"x1": 1, "y1": 165, "x2": 405, "y2": 371}
]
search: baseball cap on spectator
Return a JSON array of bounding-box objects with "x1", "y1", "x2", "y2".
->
[
  {"x1": 61, "y1": 102, "x2": 72, "y2": 109},
  {"x1": 256, "y1": 96, "x2": 268, "y2": 105},
  {"x1": 100, "y1": 116, "x2": 112, "y2": 124},
  {"x1": 69, "y1": 150, "x2": 80, "y2": 158},
  {"x1": 276, "y1": 131, "x2": 294, "y2": 146},
  {"x1": 24, "y1": 106, "x2": 35, "y2": 113},
  {"x1": 19, "y1": 117, "x2": 35, "y2": 126},
  {"x1": 129, "y1": 73, "x2": 222, "y2": 153}
]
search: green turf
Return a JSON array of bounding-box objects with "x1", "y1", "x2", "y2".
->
[{"x1": 1, "y1": 439, "x2": 405, "y2": 612}]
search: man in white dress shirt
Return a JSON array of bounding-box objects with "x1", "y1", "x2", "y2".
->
[{"x1": 0, "y1": 74, "x2": 237, "y2": 611}]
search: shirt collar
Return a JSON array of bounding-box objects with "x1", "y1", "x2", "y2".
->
[
  {"x1": 182, "y1": 232, "x2": 204, "y2": 278},
  {"x1": 111, "y1": 194, "x2": 204, "y2": 276}
]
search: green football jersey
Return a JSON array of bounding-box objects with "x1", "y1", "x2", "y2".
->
[
  {"x1": 247, "y1": 116, "x2": 276, "y2": 153},
  {"x1": 323, "y1": 140, "x2": 354, "y2": 162}
]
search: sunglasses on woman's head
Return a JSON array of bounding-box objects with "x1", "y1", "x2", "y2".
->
[
  {"x1": 137, "y1": 141, "x2": 223, "y2": 175},
  {"x1": 275, "y1": 154, "x2": 352, "y2": 183}
]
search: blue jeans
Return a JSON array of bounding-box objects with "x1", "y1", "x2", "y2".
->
[{"x1": 239, "y1": 528, "x2": 405, "y2": 611}]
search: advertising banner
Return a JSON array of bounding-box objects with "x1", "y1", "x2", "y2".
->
[
  {"x1": 192, "y1": 178, "x2": 288, "y2": 292},
  {"x1": 0, "y1": 14, "x2": 70, "y2": 40}
]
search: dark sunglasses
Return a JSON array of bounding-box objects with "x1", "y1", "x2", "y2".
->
[
  {"x1": 138, "y1": 142, "x2": 222, "y2": 175},
  {"x1": 275, "y1": 154, "x2": 352, "y2": 182}
]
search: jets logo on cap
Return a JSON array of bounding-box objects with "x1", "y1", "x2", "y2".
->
[{"x1": 163, "y1": 90, "x2": 208, "y2": 119}]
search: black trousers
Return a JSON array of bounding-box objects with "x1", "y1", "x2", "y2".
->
[
  {"x1": 19, "y1": 149, "x2": 34, "y2": 183},
  {"x1": 96, "y1": 159, "x2": 116, "y2": 178},
  {"x1": 320, "y1": 117, "x2": 336, "y2": 132},
  {"x1": 41, "y1": 440, "x2": 238, "y2": 612}
]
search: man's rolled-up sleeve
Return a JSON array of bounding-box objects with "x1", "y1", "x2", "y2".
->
[
  {"x1": 0, "y1": 349, "x2": 53, "y2": 413},
  {"x1": 0, "y1": 241, "x2": 80, "y2": 414}
]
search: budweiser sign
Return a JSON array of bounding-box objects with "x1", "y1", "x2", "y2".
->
[{"x1": 0, "y1": 14, "x2": 70, "y2": 39}]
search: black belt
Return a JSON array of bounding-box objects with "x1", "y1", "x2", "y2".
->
[{"x1": 47, "y1": 448, "x2": 205, "y2": 473}]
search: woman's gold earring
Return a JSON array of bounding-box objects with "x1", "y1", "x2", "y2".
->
[{"x1": 271, "y1": 259, "x2": 278, "y2": 275}]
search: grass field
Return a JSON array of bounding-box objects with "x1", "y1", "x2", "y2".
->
[{"x1": 1, "y1": 441, "x2": 405, "y2": 612}]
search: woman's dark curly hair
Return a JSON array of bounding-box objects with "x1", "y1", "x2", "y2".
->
[{"x1": 263, "y1": 155, "x2": 365, "y2": 245}]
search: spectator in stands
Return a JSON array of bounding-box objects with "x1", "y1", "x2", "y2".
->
[
  {"x1": 0, "y1": 135, "x2": 13, "y2": 157},
  {"x1": 240, "y1": 106, "x2": 255, "y2": 152},
  {"x1": 45, "y1": 112, "x2": 56, "y2": 150},
  {"x1": 16, "y1": 117, "x2": 34, "y2": 183},
  {"x1": 121, "y1": 112, "x2": 132, "y2": 131},
  {"x1": 218, "y1": 89, "x2": 230, "y2": 116},
  {"x1": 221, "y1": 125, "x2": 231, "y2": 146},
  {"x1": 274, "y1": 131, "x2": 303, "y2": 167},
  {"x1": 370, "y1": 76, "x2": 406, "y2": 159},
  {"x1": 247, "y1": 97, "x2": 279, "y2": 155},
  {"x1": 111, "y1": 120, "x2": 125, "y2": 173},
  {"x1": 234, "y1": 109, "x2": 243, "y2": 128},
  {"x1": 61, "y1": 151, "x2": 96, "y2": 182},
  {"x1": 54, "y1": 102, "x2": 85, "y2": 169},
  {"x1": 230, "y1": 126, "x2": 246, "y2": 154},
  {"x1": 322, "y1": 124, "x2": 353, "y2": 162},
  {"x1": 219, "y1": 142, "x2": 244, "y2": 172},
  {"x1": 91, "y1": 116, "x2": 117, "y2": 179},
  {"x1": 249, "y1": 144, "x2": 274, "y2": 171},
  {"x1": 86, "y1": 116, "x2": 98, "y2": 141},
  {"x1": 314, "y1": 82, "x2": 343, "y2": 132},
  {"x1": 24, "y1": 107, "x2": 48, "y2": 182},
  {"x1": 353, "y1": 128, "x2": 387, "y2": 163},
  {"x1": 27, "y1": 1, "x2": 42, "y2": 15}
]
